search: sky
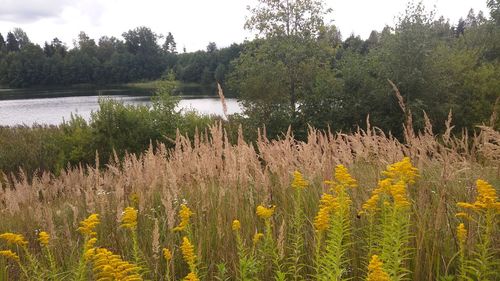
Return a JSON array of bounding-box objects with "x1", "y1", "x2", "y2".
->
[{"x1": 0, "y1": 0, "x2": 489, "y2": 52}]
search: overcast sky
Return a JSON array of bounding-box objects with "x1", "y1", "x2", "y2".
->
[{"x1": 0, "y1": 0, "x2": 489, "y2": 52}]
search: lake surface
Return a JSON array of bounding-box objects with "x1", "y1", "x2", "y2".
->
[{"x1": 0, "y1": 93, "x2": 242, "y2": 126}]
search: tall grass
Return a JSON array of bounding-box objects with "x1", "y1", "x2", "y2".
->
[{"x1": 0, "y1": 117, "x2": 498, "y2": 280}]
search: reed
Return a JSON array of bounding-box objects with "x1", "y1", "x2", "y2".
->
[{"x1": 0, "y1": 117, "x2": 498, "y2": 280}]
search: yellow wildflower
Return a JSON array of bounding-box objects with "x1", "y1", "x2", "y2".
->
[
  {"x1": 313, "y1": 193, "x2": 337, "y2": 232},
  {"x1": 455, "y1": 212, "x2": 471, "y2": 220},
  {"x1": 366, "y1": 255, "x2": 390, "y2": 281},
  {"x1": 291, "y1": 170, "x2": 308, "y2": 190},
  {"x1": 90, "y1": 247, "x2": 142, "y2": 280},
  {"x1": 184, "y1": 272, "x2": 200, "y2": 281},
  {"x1": 334, "y1": 164, "x2": 357, "y2": 187},
  {"x1": 457, "y1": 179, "x2": 500, "y2": 213},
  {"x1": 173, "y1": 204, "x2": 194, "y2": 232},
  {"x1": 181, "y1": 236, "x2": 196, "y2": 268},
  {"x1": 382, "y1": 157, "x2": 418, "y2": 184},
  {"x1": 121, "y1": 207, "x2": 138, "y2": 230},
  {"x1": 361, "y1": 194, "x2": 380, "y2": 214},
  {"x1": 0, "y1": 250, "x2": 20, "y2": 262},
  {"x1": 163, "y1": 248, "x2": 172, "y2": 261},
  {"x1": 360, "y1": 179, "x2": 391, "y2": 214},
  {"x1": 38, "y1": 231, "x2": 50, "y2": 246},
  {"x1": 390, "y1": 180, "x2": 410, "y2": 208},
  {"x1": 456, "y1": 202, "x2": 476, "y2": 210},
  {"x1": 457, "y1": 223, "x2": 467, "y2": 244},
  {"x1": 256, "y1": 205, "x2": 276, "y2": 219},
  {"x1": 77, "y1": 214, "x2": 100, "y2": 236},
  {"x1": 314, "y1": 205, "x2": 331, "y2": 232},
  {"x1": 86, "y1": 237, "x2": 97, "y2": 248},
  {"x1": 83, "y1": 237, "x2": 98, "y2": 260},
  {"x1": 476, "y1": 179, "x2": 499, "y2": 211},
  {"x1": 0, "y1": 233, "x2": 28, "y2": 247},
  {"x1": 252, "y1": 233, "x2": 264, "y2": 245},
  {"x1": 232, "y1": 220, "x2": 241, "y2": 231}
]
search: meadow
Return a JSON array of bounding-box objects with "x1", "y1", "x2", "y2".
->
[{"x1": 0, "y1": 116, "x2": 498, "y2": 280}]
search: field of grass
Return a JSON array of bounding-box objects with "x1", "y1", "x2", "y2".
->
[{"x1": 0, "y1": 119, "x2": 498, "y2": 280}]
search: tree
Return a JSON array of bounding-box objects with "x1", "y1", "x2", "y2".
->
[
  {"x1": 231, "y1": 0, "x2": 333, "y2": 132},
  {"x1": 206, "y1": 42, "x2": 217, "y2": 53},
  {"x1": 163, "y1": 32, "x2": 177, "y2": 54},
  {"x1": 122, "y1": 26, "x2": 160, "y2": 55},
  {"x1": 245, "y1": 0, "x2": 331, "y2": 38},
  {"x1": 12, "y1": 28, "x2": 30, "y2": 49},
  {"x1": 6, "y1": 32, "x2": 19, "y2": 52},
  {"x1": 0, "y1": 33, "x2": 5, "y2": 51},
  {"x1": 487, "y1": 0, "x2": 500, "y2": 24},
  {"x1": 44, "y1": 38, "x2": 67, "y2": 57}
]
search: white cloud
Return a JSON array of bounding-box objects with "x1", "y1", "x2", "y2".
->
[
  {"x1": 0, "y1": 0, "x2": 490, "y2": 51},
  {"x1": 0, "y1": 0, "x2": 74, "y2": 22}
]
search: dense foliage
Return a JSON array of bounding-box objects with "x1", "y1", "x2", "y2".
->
[
  {"x1": 0, "y1": 0, "x2": 499, "y2": 175},
  {"x1": 229, "y1": 1, "x2": 499, "y2": 138},
  {"x1": 0, "y1": 27, "x2": 241, "y2": 93},
  {"x1": 0, "y1": 80, "x2": 218, "y2": 176}
]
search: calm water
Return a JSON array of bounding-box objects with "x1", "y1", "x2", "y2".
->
[{"x1": 0, "y1": 94, "x2": 242, "y2": 126}]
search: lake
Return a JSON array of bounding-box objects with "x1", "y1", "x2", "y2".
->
[{"x1": 0, "y1": 91, "x2": 242, "y2": 126}]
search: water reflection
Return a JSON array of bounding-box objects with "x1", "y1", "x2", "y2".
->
[{"x1": 0, "y1": 94, "x2": 241, "y2": 126}]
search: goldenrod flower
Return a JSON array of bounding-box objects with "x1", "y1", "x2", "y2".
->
[
  {"x1": 334, "y1": 164, "x2": 357, "y2": 188},
  {"x1": 0, "y1": 250, "x2": 20, "y2": 262},
  {"x1": 455, "y1": 212, "x2": 471, "y2": 220},
  {"x1": 232, "y1": 220, "x2": 241, "y2": 231},
  {"x1": 83, "y1": 237, "x2": 98, "y2": 261},
  {"x1": 476, "y1": 179, "x2": 499, "y2": 211},
  {"x1": 121, "y1": 207, "x2": 138, "y2": 230},
  {"x1": 0, "y1": 233, "x2": 28, "y2": 247},
  {"x1": 77, "y1": 214, "x2": 100, "y2": 236},
  {"x1": 361, "y1": 194, "x2": 380, "y2": 214},
  {"x1": 256, "y1": 205, "x2": 276, "y2": 219},
  {"x1": 181, "y1": 236, "x2": 196, "y2": 268},
  {"x1": 38, "y1": 231, "x2": 50, "y2": 247},
  {"x1": 184, "y1": 272, "x2": 200, "y2": 281},
  {"x1": 163, "y1": 248, "x2": 172, "y2": 261},
  {"x1": 173, "y1": 204, "x2": 194, "y2": 232},
  {"x1": 89, "y1": 247, "x2": 142, "y2": 280},
  {"x1": 382, "y1": 157, "x2": 418, "y2": 184},
  {"x1": 457, "y1": 223, "x2": 467, "y2": 244},
  {"x1": 313, "y1": 193, "x2": 337, "y2": 232},
  {"x1": 390, "y1": 180, "x2": 410, "y2": 208},
  {"x1": 86, "y1": 237, "x2": 97, "y2": 248},
  {"x1": 252, "y1": 233, "x2": 264, "y2": 245},
  {"x1": 314, "y1": 205, "x2": 331, "y2": 232},
  {"x1": 291, "y1": 170, "x2": 308, "y2": 190},
  {"x1": 456, "y1": 202, "x2": 476, "y2": 210},
  {"x1": 457, "y1": 179, "x2": 500, "y2": 213},
  {"x1": 366, "y1": 255, "x2": 390, "y2": 281}
]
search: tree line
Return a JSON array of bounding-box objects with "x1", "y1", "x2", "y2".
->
[
  {"x1": 0, "y1": 1, "x2": 499, "y2": 136},
  {"x1": 228, "y1": 0, "x2": 500, "y2": 137},
  {"x1": 0, "y1": 27, "x2": 241, "y2": 89}
]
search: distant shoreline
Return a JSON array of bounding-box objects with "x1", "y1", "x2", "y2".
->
[{"x1": 0, "y1": 81, "x2": 220, "y2": 101}]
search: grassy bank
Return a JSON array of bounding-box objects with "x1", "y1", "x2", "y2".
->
[{"x1": 0, "y1": 121, "x2": 498, "y2": 280}]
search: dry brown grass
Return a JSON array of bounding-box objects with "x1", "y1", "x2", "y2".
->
[{"x1": 0, "y1": 118, "x2": 498, "y2": 279}]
